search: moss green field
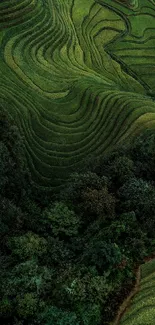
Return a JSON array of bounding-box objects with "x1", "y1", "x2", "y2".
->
[{"x1": 1, "y1": 0, "x2": 155, "y2": 188}]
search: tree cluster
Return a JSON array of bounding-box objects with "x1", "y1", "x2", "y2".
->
[{"x1": 1, "y1": 109, "x2": 155, "y2": 325}]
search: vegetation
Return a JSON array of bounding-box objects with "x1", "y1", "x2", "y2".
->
[
  {"x1": 120, "y1": 259, "x2": 155, "y2": 325},
  {"x1": 2, "y1": 0, "x2": 155, "y2": 324},
  {"x1": 1, "y1": 109, "x2": 155, "y2": 324},
  {"x1": 1, "y1": 0, "x2": 155, "y2": 187}
]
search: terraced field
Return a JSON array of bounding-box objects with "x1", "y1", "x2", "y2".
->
[
  {"x1": 120, "y1": 259, "x2": 155, "y2": 325},
  {"x1": 1, "y1": 0, "x2": 155, "y2": 188}
]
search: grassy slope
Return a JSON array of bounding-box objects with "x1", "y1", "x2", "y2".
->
[
  {"x1": 1, "y1": 0, "x2": 155, "y2": 188},
  {"x1": 120, "y1": 259, "x2": 155, "y2": 325}
]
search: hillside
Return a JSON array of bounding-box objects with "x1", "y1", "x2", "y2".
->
[{"x1": 1, "y1": 0, "x2": 155, "y2": 188}]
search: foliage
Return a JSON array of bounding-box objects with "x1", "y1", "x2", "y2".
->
[
  {"x1": 42, "y1": 202, "x2": 80, "y2": 239},
  {"x1": 0, "y1": 259, "x2": 55, "y2": 321},
  {"x1": 130, "y1": 130, "x2": 155, "y2": 181},
  {"x1": 77, "y1": 303, "x2": 101, "y2": 325},
  {"x1": 94, "y1": 154, "x2": 135, "y2": 188},
  {"x1": 62, "y1": 172, "x2": 115, "y2": 226},
  {"x1": 82, "y1": 239, "x2": 122, "y2": 274},
  {"x1": 81, "y1": 186, "x2": 116, "y2": 219},
  {"x1": 118, "y1": 178, "x2": 155, "y2": 235},
  {"x1": 39, "y1": 306, "x2": 80, "y2": 325},
  {"x1": 1, "y1": 111, "x2": 155, "y2": 324},
  {"x1": 7, "y1": 232, "x2": 47, "y2": 261},
  {"x1": 120, "y1": 259, "x2": 155, "y2": 325}
]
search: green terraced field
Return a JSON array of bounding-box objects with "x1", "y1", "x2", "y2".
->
[
  {"x1": 1, "y1": 0, "x2": 155, "y2": 188},
  {"x1": 120, "y1": 259, "x2": 155, "y2": 325}
]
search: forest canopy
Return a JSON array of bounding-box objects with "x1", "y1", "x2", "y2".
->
[{"x1": 1, "y1": 109, "x2": 155, "y2": 325}]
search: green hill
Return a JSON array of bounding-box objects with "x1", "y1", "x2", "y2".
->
[
  {"x1": 120, "y1": 259, "x2": 155, "y2": 325},
  {"x1": 1, "y1": 0, "x2": 155, "y2": 188}
]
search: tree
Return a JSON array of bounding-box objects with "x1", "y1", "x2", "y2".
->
[
  {"x1": 81, "y1": 186, "x2": 115, "y2": 220},
  {"x1": 130, "y1": 131, "x2": 155, "y2": 181},
  {"x1": 39, "y1": 306, "x2": 79, "y2": 325},
  {"x1": 42, "y1": 202, "x2": 80, "y2": 240},
  {"x1": 61, "y1": 172, "x2": 115, "y2": 225},
  {"x1": 101, "y1": 156, "x2": 135, "y2": 188},
  {"x1": 0, "y1": 108, "x2": 30, "y2": 204},
  {"x1": 82, "y1": 239, "x2": 122, "y2": 274},
  {"x1": 7, "y1": 232, "x2": 47, "y2": 261},
  {"x1": 0, "y1": 259, "x2": 55, "y2": 322},
  {"x1": 118, "y1": 178, "x2": 155, "y2": 236}
]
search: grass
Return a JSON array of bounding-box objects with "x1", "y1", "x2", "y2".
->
[{"x1": 1, "y1": 0, "x2": 155, "y2": 188}]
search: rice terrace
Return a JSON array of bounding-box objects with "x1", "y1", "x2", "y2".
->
[
  {"x1": 1, "y1": 0, "x2": 155, "y2": 188},
  {"x1": 2, "y1": 1, "x2": 155, "y2": 325}
]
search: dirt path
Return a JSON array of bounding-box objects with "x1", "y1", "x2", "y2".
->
[
  {"x1": 110, "y1": 266, "x2": 140, "y2": 325},
  {"x1": 111, "y1": 254, "x2": 155, "y2": 325}
]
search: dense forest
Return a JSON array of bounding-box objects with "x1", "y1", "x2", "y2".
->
[{"x1": 1, "y1": 108, "x2": 155, "y2": 325}]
